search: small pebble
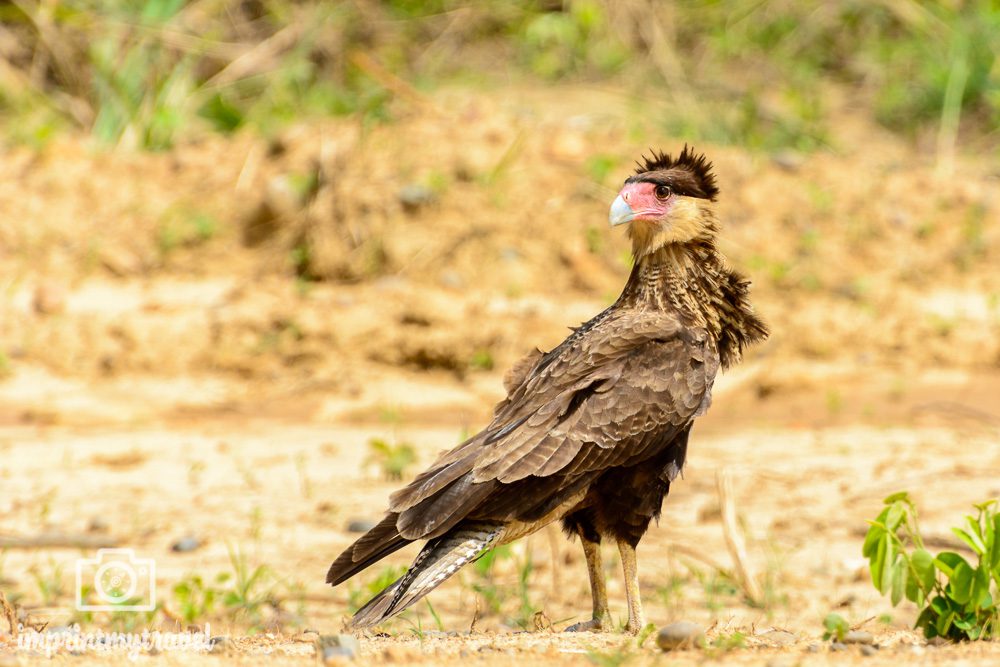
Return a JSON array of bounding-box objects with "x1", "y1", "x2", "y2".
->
[
  {"x1": 807, "y1": 643, "x2": 820, "y2": 653},
  {"x1": 347, "y1": 519, "x2": 377, "y2": 533},
  {"x1": 771, "y1": 150, "x2": 804, "y2": 172},
  {"x1": 317, "y1": 634, "x2": 359, "y2": 658},
  {"x1": 398, "y1": 184, "x2": 436, "y2": 211},
  {"x1": 860, "y1": 644, "x2": 877, "y2": 656},
  {"x1": 87, "y1": 517, "x2": 109, "y2": 533},
  {"x1": 322, "y1": 645, "x2": 356, "y2": 663},
  {"x1": 843, "y1": 630, "x2": 874, "y2": 645},
  {"x1": 830, "y1": 641, "x2": 847, "y2": 652},
  {"x1": 208, "y1": 636, "x2": 231, "y2": 654},
  {"x1": 33, "y1": 282, "x2": 67, "y2": 316},
  {"x1": 171, "y1": 536, "x2": 201, "y2": 553},
  {"x1": 656, "y1": 621, "x2": 705, "y2": 651}
]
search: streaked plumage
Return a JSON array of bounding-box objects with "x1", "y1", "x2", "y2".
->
[{"x1": 327, "y1": 146, "x2": 767, "y2": 632}]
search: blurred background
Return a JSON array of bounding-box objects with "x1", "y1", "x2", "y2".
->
[{"x1": 0, "y1": 0, "x2": 999, "y2": 657}]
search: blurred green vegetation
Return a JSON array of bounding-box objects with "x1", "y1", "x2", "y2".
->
[{"x1": 0, "y1": 0, "x2": 997, "y2": 151}]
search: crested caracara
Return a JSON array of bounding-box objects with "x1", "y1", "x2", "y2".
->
[{"x1": 326, "y1": 146, "x2": 768, "y2": 633}]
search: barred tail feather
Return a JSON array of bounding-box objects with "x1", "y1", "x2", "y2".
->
[{"x1": 350, "y1": 523, "x2": 503, "y2": 629}]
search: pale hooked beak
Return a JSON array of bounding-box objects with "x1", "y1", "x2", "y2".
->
[{"x1": 609, "y1": 194, "x2": 635, "y2": 227}]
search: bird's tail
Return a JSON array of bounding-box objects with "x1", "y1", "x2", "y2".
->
[{"x1": 350, "y1": 522, "x2": 503, "y2": 629}]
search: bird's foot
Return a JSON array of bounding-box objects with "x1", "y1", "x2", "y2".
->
[
  {"x1": 623, "y1": 617, "x2": 646, "y2": 635},
  {"x1": 564, "y1": 617, "x2": 608, "y2": 633}
]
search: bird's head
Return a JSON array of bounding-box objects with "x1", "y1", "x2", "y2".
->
[{"x1": 610, "y1": 146, "x2": 719, "y2": 258}]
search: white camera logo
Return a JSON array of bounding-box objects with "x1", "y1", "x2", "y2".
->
[{"x1": 75, "y1": 549, "x2": 156, "y2": 612}]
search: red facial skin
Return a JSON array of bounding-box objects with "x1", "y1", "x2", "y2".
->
[{"x1": 619, "y1": 181, "x2": 671, "y2": 222}]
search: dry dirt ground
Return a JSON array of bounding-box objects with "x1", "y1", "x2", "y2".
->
[{"x1": 0, "y1": 85, "x2": 999, "y2": 665}]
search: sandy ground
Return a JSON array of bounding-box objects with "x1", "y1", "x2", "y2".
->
[{"x1": 1, "y1": 85, "x2": 999, "y2": 664}]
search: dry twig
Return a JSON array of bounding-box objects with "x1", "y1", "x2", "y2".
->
[
  {"x1": 716, "y1": 468, "x2": 764, "y2": 605},
  {"x1": 0, "y1": 532, "x2": 117, "y2": 549},
  {"x1": 0, "y1": 591, "x2": 18, "y2": 638}
]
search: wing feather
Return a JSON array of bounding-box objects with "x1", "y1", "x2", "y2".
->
[{"x1": 376, "y1": 309, "x2": 716, "y2": 541}]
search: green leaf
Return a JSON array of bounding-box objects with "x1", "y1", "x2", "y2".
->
[
  {"x1": 891, "y1": 560, "x2": 906, "y2": 606},
  {"x1": 883, "y1": 491, "x2": 911, "y2": 505},
  {"x1": 886, "y1": 502, "x2": 905, "y2": 531},
  {"x1": 934, "y1": 552, "x2": 968, "y2": 579},
  {"x1": 905, "y1": 567, "x2": 921, "y2": 604},
  {"x1": 915, "y1": 605, "x2": 938, "y2": 638},
  {"x1": 936, "y1": 609, "x2": 955, "y2": 637},
  {"x1": 881, "y1": 537, "x2": 896, "y2": 593},
  {"x1": 953, "y1": 527, "x2": 985, "y2": 556},
  {"x1": 950, "y1": 561, "x2": 975, "y2": 605},
  {"x1": 972, "y1": 566, "x2": 991, "y2": 610},
  {"x1": 871, "y1": 537, "x2": 887, "y2": 592},
  {"x1": 911, "y1": 548, "x2": 936, "y2": 595},
  {"x1": 862, "y1": 520, "x2": 885, "y2": 558},
  {"x1": 991, "y1": 515, "x2": 1000, "y2": 570},
  {"x1": 967, "y1": 515, "x2": 986, "y2": 544}
]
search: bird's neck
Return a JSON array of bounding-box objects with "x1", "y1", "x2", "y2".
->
[{"x1": 618, "y1": 243, "x2": 768, "y2": 368}]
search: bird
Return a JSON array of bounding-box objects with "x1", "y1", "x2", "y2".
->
[{"x1": 326, "y1": 146, "x2": 768, "y2": 633}]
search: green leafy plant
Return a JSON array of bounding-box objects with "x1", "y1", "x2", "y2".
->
[
  {"x1": 347, "y1": 564, "x2": 406, "y2": 613},
  {"x1": 586, "y1": 646, "x2": 634, "y2": 667},
  {"x1": 822, "y1": 612, "x2": 849, "y2": 642},
  {"x1": 710, "y1": 631, "x2": 747, "y2": 651},
  {"x1": 863, "y1": 492, "x2": 1000, "y2": 640},
  {"x1": 168, "y1": 547, "x2": 278, "y2": 629},
  {"x1": 470, "y1": 545, "x2": 537, "y2": 629},
  {"x1": 173, "y1": 574, "x2": 219, "y2": 624},
  {"x1": 29, "y1": 559, "x2": 64, "y2": 606},
  {"x1": 365, "y1": 438, "x2": 417, "y2": 481}
]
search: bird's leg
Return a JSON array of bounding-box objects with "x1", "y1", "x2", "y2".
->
[
  {"x1": 565, "y1": 534, "x2": 610, "y2": 632},
  {"x1": 617, "y1": 539, "x2": 645, "y2": 634}
]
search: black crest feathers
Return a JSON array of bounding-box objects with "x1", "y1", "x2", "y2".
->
[{"x1": 633, "y1": 145, "x2": 719, "y2": 201}]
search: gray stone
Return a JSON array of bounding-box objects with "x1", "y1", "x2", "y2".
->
[
  {"x1": 843, "y1": 630, "x2": 875, "y2": 645},
  {"x1": 860, "y1": 644, "x2": 877, "y2": 656},
  {"x1": 656, "y1": 621, "x2": 705, "y2": 651},
  {"x1": 398, "y1": 184, "x2": 436, "y2": 211},
  {"x1": 346, "y1": 519, "x2": 376, "y2": 533},
  {"x1": 830, "y1": 641, "x2": 847, "y2": 652},
  {"x1": 208, "y1": 636, "x2": 231, "y2": 654},
  {"x1": 771, "y1": 150, "x2": 804, "y2": 172},
  {"x1": 171, "y1": 536, "x2": 201, "y2": 553}
]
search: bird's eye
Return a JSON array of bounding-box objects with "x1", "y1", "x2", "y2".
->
[{"x1": 654, "y1": 184, "x2": 672, "y2": 199}]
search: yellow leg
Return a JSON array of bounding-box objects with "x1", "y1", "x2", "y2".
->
[
  {"x1": 565, "y1": 536, "x2": 610, "y2": 632},
  {"x1": 617, "y1": 539, "x2": 644, "y2": 634}
]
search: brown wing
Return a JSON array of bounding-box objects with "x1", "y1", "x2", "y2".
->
[{"x1": 387, "y1": 308, "x2": 718, "y2": 539}]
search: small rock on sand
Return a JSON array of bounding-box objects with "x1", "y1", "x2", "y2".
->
[
  {"x1": 656, "y1": 622, "x2": 705, "y2": 651},
  {"x1": 843, "y1": 630, "x2": 875, "y2": 645}
]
